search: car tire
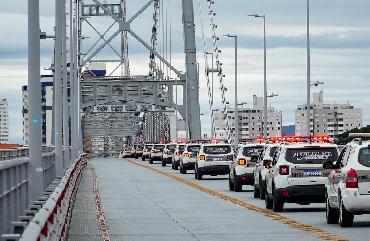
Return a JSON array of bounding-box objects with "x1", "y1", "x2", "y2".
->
[
  {"x1": 234, "y1": 174, "x2": 242, "y2": 192},
  {"x1": 142, "y1": 157, "x2": 146, "y2": 161},
  {"x1": 260, "y1": 179, "x2": 266, "y2": 200},
  {"x1": 265, "y1": 192, "x2": 273, "y2": 209},
  {"x1": 326, "y1": 195, "x2": 339, "y2": 224},
  {"x1": 229, "y1": 175, "x2": 234, "y2": 191},
  {"x1": 253, "y1": 185, "x2": 260, "y2": 198},
  {"x1": 161, "y1": 161, "x2": 166, "y2": 167},
  {"x1": 182, "y1": 166, "x2": 187, "y2": 174},
  {"x1": 171, "y1": 163, "x2": 174, "y2": 169},
  {"x1": 339, "y1": 197, "x2": 354, "y2": 227},
  {"x1": 273, "y1": 187, "x2": 284, "y2": 212},
  {"x1": 149, "y1": 159, "x2": 153, "y2": 164},
  {"x1": 195, "y1": 167, "x2": 203, "y2": 180},
  {"x1": 174, "y1": 163, "x2": 178, "y2": 170}
]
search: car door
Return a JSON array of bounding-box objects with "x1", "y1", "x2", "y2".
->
[
  {"x1": 328, "y1": 146, "x2": 349, "y2": 206},
  {"x1": 356, "y1": 146, "x2": 370, "y2": 195},
  {"x1": 266, "y1": 147, "x2": 281, "y2": 194}
]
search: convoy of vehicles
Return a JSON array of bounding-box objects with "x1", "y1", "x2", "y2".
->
[{"x1": 118, "y1": 134, "x2": 370, "y2": 227}]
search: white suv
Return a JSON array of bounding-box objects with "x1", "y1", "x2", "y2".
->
[
  {"x1": 180, "y1": 144, "x2": 201, "y2": 174},
  {"x1": 253, "y1": 144, "x2": 279, "y2": 199},
  {"x1": 195, "y1": 144, "x2": 234, "y2": 180},
  {"x1": 142, "y1": 144, "x2": 153, "y2": 161},
  {"x1": 172, "y1": 144, "x2": 186, "y2": 170},
  {"x1": 229, "y1": 144, "x2": 264, "y2": 192},
  {"x1": 149, "y1": 144, "x2": 165, "y2": 164},
  {"x1": 324, "y1": 138, "x2": 370, "y2": 227},
  {"x1": 265, "y1": 143, "x2": 339, "y2": 212},
  {"x1": 162, "y1": 143, "x2": 177, "y2": 166}
]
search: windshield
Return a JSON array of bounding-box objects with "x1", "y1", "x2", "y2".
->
[
  {"x1": 285, "y1": 147, "x2": 338, "y2": 164},
  {"x1": 269, "y1": 147, "x2": 278, "y2": 158},
  {"x1": 359, "y1": 148, "x2": 370, "y2": 167},
  {"x1": 188, "y1": 145, "x2": 201, "y2": 153},
  {"x1": 154, "y1": 145, "x2": 165, "y2": 150},
  {"x1": 137, "y1": 144, "x2": 144, "y2": 148},
  {"x1": 145, "y1": 144, "x2": 153, "y2": 149},
  {"x1": 242, "y1": 146, "x2": 263, "y2": 157},
  {"x1": 178, "y1": 145, "x2": 186, "y2": 151},
  {"x1": 166, "y1": 145, "x2": 176, "y2": 150},
  {"x1": 204, "y1": 145, "x2": 232, "y2": 155}
]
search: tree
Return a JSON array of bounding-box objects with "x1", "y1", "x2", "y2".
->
[{"x1": 335, "y1": 126, "x2": 370, "y2": 145}]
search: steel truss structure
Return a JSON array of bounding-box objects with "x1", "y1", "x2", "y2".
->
[{"x1": 78, "y1": 0, "x2": 201, "y2": 155}]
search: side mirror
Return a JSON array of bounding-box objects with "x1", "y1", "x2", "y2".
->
[{"x1": 323, "y1": 161, "x2": 335, "y2": 169}]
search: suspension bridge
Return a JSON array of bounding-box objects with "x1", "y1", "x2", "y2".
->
[{"x1": 0, "y1": 0, "x2": 366, "y2": 241}]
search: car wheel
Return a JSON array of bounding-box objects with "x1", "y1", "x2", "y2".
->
[
  {"x1": 142, "y1": 157, "x2": 146, "y2": 161},
  {"x1": 273, "y1": 186, "x2": 284, "y2": 212},
  {"x1": 265, "y1": 191, "x2": 273, "y2": 209},
  {"x1": 260, "y1": 179, "x2": 266, "y2": 200},
  {"x1": 195, "y1": 167, "x2": 203, "y2": 180},
  {"x1": 149, "y1": 159, "x2": 153, "y2": 164},
  {"x1": 229, "y1": 175, "x2": 234, "y2": 191},
  {"x1": 339, "y1": 196, "x2": 354, "y2": 227},
  {"x1": 253, "y1": 184, "x2": 260, "y2": 198},
  {"x1": 182, "y1": 166, "x2": 187, "y2": 174},
  {"x1": 326, "y1": 195, "x2": 339, "y2": 224},
  {"x1": 161, "y1": 161, "x2": 166, "y2": 167},
  {"x1": 174, "y1": 163, "x2": 178, "y2": 170},
  {"x1": 171, "y1": 163, "x2": 174, "y2": 169},
  {"x1": 234, "y1": 174, "x2": 242, "y2": 192}
]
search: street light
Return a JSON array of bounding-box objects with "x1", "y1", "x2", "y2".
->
[
  {"x1": 222, "y1": 34, "x2": 238, "y2": 148},
  {"x1": 310, "y1": 81, "x2": 324, "y2": 87},
  {"x1": 249, "y1": 14, "x2": 268, "y2": 139},
  {"x1": 267, "y1": 93, "x2": 278, "y2": 98}
]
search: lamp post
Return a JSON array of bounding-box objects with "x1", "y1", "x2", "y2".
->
[
  {"x1": 223, "y1": 34, "x2": 238, "y2": 148},
  {"x1": 249, "y1": 14, "x2": 268, "y2": 139}
]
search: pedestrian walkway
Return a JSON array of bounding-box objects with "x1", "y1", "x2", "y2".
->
[{"x1": 68, "y1": 158, "x2": 321, "y2": 241}]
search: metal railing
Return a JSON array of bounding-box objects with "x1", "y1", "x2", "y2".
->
[
  {"x1": 0, "y1": 155, "x2": 86, "y2": 241},
  {"x1": 0, "y1": 147, "x2": 56, "y2": 236}
]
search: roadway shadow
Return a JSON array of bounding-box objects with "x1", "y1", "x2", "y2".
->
[
  {"x1": 283, "y1": 207, "x2": 326, "y2": 213},
  {"x1": 201, "y1": 177, "x2": 229, "y2": 181},
  {"x1": 352, "y1": 221, "x2": 370, "y2": 228}
]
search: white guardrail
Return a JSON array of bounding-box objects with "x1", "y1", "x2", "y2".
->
[{"x1": 1, "y1": 154, "x2": 87, "y2": 241}]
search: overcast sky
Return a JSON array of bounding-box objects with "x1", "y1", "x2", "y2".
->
[{"x1": 0, "y1": 0, "x2": 369, "y2": 143}]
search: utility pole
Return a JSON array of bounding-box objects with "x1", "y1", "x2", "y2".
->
[{"x1": 28, "y1": 0, "x2": 43, "y2": 200}]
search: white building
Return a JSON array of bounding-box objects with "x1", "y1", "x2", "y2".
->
[
  {"x1": 214, "y1": 95, "x2": 282, "y2": 142},
  {"x1": 295, "y1": 91, "x2": 362, "y2": 138},
  {"x1": 22, "y1": 78, "x2": 54, "y2": 145},
  {"x1": 0, "y1": 99, "x2": 9, "y2": 143}
]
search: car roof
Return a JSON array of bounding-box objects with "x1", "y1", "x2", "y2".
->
[
  {"x1": 202, "y1": 143, "x2": 232, "y2": 147},
  {"x1": 240, "y1": 144, "x2": 265, "y2": 148},
  {"x1": 282, "y1": 143, "x2": 338, "y2": 149}
]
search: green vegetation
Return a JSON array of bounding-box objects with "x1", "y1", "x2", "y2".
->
[{"x1": 335, "y1": 125, "x2": 370, "y2": 145}]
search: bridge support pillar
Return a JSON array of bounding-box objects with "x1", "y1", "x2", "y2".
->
[
  {"x1": 182, "y1": 0, "x2": 201, "y2": 140},
  {"x1": 28, "y1": 0, "x2": 43, "y2": 200}
]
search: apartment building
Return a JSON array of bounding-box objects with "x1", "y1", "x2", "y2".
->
[
  {"x1": 295, "y1": 91, "x2": 362, "y2": 138},
  {"x1": 0, "y1": 99, "x2": 9, "y2": 143}
]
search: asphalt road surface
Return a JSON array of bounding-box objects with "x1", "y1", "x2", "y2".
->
[{"x1": 68, "y1": 157, "x2": 370, "y2": 241}]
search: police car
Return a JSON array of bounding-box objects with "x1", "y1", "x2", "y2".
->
[
  {"x1": 119, "y1": 148, "x2": 131, "y2": 158},
  {"x1": 229, "y1": 144, "x2": 264, "y2": 192},
  {"x1": 253, "y1": 144, "x2": 280, "y2": 199},
  {"x1": 162, "y1": 143, "x2": 177, "y2": 166},
  {"x1": 149, "y1": 143, "x2": 165, "y2": 164},
  {"x1": 172, "y1": 143, "x2": 186, "y2": 170},
  {"x1": 324, "y1": 135, "x2": 370, "y2": 227},
  {"x1": 142, "y1": 144, "x2": 154, "y2": 161},
  {"x1": 264, "y1": 137, "x2": 339, "y2": 212},
  {"x1": 180, "y1": 143, "x2": 201, "y2": 174},
  {"x1": 195, "y1": 144, "x2": 234, "y2": 180}
]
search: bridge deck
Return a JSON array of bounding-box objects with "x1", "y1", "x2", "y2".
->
[{"x1": 68, "y1": 158, "x2": 320, "y2": 241}]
